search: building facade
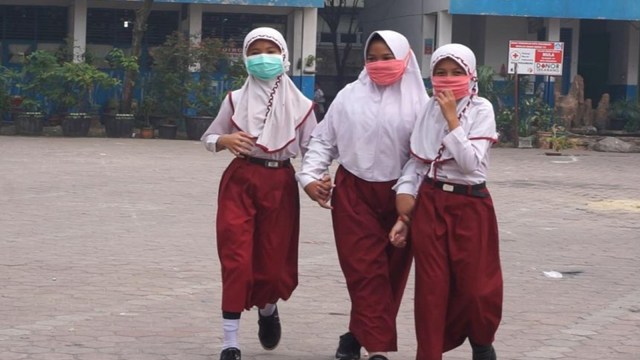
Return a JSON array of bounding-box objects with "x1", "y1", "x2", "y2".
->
[
  {"x1": 0, "y1": 0, "x2": 322, "y2": 97},
  {"x1": 361, "y1": 0, "x2": 640, "y2": 104}
]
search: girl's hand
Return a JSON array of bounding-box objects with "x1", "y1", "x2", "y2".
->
[
  {"x1": 389, "y1": 220, "x2": 409, "y2": 248},
  {"x1": 435, "y1": 89, "x2": 460, "y2": 131},
  {"x1": 219, "y1": 132, "x2": 255, "y2": 157},
  {"x1": 303, "y1": 174, "x2": 333, "y2": 209}
]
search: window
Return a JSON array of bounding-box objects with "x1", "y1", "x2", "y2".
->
[
  {"x1": 0, "y1": 5, "x2": 68, "y2": 42},
  {"x1": 202, "y1": 13, "x2": 287, "y2": 44},
  {"x1": 340, "y1": 33, "x2": 358, "y2": 44},
  {"x1": 87, "y1": 8, "x2": 178, "y2": 46},
  {"x1": 319, "y1": 32, "x2": 335, "y2": 43}
]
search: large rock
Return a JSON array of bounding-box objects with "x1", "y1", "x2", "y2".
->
[
  {"x1": 555, "y1": 75, "x2": 585, "y2": 128},
  {"x1": 591, "y1": 137, "x2": 640, "y2": 153},
  {"x1": 594, "y1": 94, "x2": 610, "y2": 130}
]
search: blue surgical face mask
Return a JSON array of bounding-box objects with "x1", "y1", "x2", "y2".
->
[{"x1": 246, "y1": 54, "x2": 285, "y2": 80}]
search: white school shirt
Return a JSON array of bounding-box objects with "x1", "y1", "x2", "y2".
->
[
  {"x1": 296, "y1": 83, "x2": 417, "y2": 188},
  {"x1": 203, "y1": 93, "x2": 316, "y2": 160},
  {"x1": 394, "y1": 96, "x2": 497, "y2": 197}
]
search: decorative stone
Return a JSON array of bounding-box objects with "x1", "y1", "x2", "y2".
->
[
  {"x1": 594, "y1": 93, "x2": 610, "y2": 130},
  {"x1": 592, "y1": 137, "x2": 640, "y2": 153}
]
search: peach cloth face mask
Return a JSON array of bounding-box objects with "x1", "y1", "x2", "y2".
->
[
  {"x1": 432, "y1": 75, "x2": 472, "y2": 99},
  {"x1": 365, "y1": 56, "x2": 409, "y2": 86}
]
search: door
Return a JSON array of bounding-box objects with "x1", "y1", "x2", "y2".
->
[{"x1": 578, "y1": 20, "x2": 610, "y2": 104}]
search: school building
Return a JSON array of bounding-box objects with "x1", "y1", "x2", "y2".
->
[
  {"x1": 361, "y1": 0, "x2": 640, "y2": 104},
  {"x1": 0, "y1": 0, "x2": 322, "y2": 97}
]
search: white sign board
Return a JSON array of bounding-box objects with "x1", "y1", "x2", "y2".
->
[{"x1": 508, "y1": 40, "x2": 564, "y2": 76}]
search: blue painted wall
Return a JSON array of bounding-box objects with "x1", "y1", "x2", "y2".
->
[
  {"x1": 149, "y1": 0, "x2": 324, "y2": 7},
  {"x1": 450, "y1": 0, "x2": 640, "y2": 21},
  {"x1": 290, "y1": 75, "x2": 315, "y2": 99},
  {"x1": 609, "y1": 85, "x2": 638, "y2": 102}
]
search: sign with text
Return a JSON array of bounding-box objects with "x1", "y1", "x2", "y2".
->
[{"x1": 508, "y1": 40, "x2": 564, "y2": 76}]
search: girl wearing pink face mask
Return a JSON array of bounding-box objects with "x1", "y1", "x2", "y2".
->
[
  {"x1": 296, "y1": 31, "x2": 428, "y2": 360},
  {"x1": 390, "y1": 43, "x2": 502, "y2": 360}
]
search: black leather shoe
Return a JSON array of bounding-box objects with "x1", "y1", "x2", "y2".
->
[
  {"x1": 471, "y1": 343, "x2": 496, "y2": 360},
  {"x1": 369, "y1": 356, "x2": 389, "y2": 360},
  {"x1": 220, "y1": 347, "x2": 241, "y2": 360},
  {"x1": 335, "y1": 332, "x2": 361, "y2": 359},
  {"x1": 258, "y1": 306, "x2": 281, "y2": 350}
]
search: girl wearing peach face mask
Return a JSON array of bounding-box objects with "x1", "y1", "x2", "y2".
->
[
  {"x1": 297, "y1": 31, "x2": 428, "y2": 360},
  {"x1": 390, "y1": 43, "x2": 502, "y2": 360}
]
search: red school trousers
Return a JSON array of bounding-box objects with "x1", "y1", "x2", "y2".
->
[
  {"x1": 216, "y1": 158, "x2": 300, "y2": 312},
  {"x1": 331, "y1": 166, "x2": 413, "y2": 352},
  {"x1": 412, "y1": 183, "x2": 503, "y2": 360}
]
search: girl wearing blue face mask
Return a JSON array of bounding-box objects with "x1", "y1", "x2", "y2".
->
[{"x1": 201, "y1": 27, "x2": 317, "y2": 360}]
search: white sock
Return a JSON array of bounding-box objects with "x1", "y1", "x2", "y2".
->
[
  {"x1": 222, "y1": 318, "x2": 239, "y2": 350},
  {"x1": 259, "y1": 303, "x2": 276, "y2": 317}
]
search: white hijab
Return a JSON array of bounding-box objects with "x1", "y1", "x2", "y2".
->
[
  {"x1": 231, "y1": 27, "x2": 313, "y2": 153},
  {"x1": 411, "y1": 43, "x2": 485, "y2": 161},
  {"x1": 311, "y1": 30, "x2": 428, "y2": 181}
]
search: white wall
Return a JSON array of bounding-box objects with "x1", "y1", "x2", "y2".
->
[
  {"x1": 360, "y1": 0, "x2": 424, "y2": 65},
  {"x1": 483, "y1": 16, "x2": 531, "y2": 75}
]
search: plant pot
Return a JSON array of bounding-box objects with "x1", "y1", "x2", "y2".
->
[
  {"x1": 608, "y1": 118, "x2": 626, "y2": 131},
  {"x1": 15, "y1": 112, "x2": 44, "y2": 136},
  {"x1": 185, "y1": 115, "x2": 213, "y2": 140},
  {"x1": 139, "y1": 127, "x2": 154, "y2": 139},
  {"x1": 149, "y1": 115, "x2": 166, "y2": 128},
  {"x1": 62, "y1": 113, "x2": 91, "y2": 137},
  {"x1": 517, "y1": 135, "x2": 534, "y2": 148},
  {"x1": 158, "y1": 124, "x2": 178, "y2": 139},
  {"x1": 104, "y1": 113, "x2": 134, "y2": 138},
  {"x1": 536, "y1": 131, "x2": 552, "y2": 149}
]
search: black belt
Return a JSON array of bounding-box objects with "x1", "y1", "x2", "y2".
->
[
  {"x1": 424, "y1": 178, "x2": 488, "y2": 198},
  {"x1": 246, "y1": 156, "x2": 291, "y2": 169}
]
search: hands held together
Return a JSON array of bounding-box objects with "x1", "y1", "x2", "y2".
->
[
  {"x1": 304, "y1": 174, "x2": 333, "y2": 209},
  {"x1": 389, "y1": 194, "x2": 416, "y2": 248}
]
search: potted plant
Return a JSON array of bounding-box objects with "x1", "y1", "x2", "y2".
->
[
  {"x1": 495, "y1": 106, "x2": 515, "y2": 144},
  {"x1": 184, "y1": 38, "x2": 226, "y2": 140},
  {"x1": 54, "y1": 62, "x2": 119, "y2": 136},
  {"x1": 608, "y1": 99, "x2": 640, "y2": 132},
  {"x1": 519, "y1": 97, "x2": 553, "y2": 148},
  {"x1": 546, "y1": 124, "x2": 569, "y2": 154},
  {"x1": 137, "y1": 96, "x2": 155, "y2": 139},
  {"x1": 146, "y1": 32, "x2": 194, "y2": 139},
  {"x1": 13, "y1": 51, "x2": 60, "y2": 136},
  {"x1": 103, "y1": 48, "x2": 138, "y2": 138},
  {"x1": 0, "y1": 66, "x2": 15, "y2": 127}
]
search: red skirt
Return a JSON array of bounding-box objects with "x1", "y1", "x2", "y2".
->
[
  {"x1": 216, "y1": 158, "x2": 300, "y2": 312},
  {"x1": 331, "y1": 166, "x2": 413, "y2": 352},
  {"x1": 412, "y1": 182, "x2": 503, "y2": 360}
]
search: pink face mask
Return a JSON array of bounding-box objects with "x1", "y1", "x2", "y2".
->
[
  {"x1": 432, "y1": 75, "x2": 472, "y2": 99},
  {"x1": 365, "y1": 56, "x2": 408, "y2": 86}
]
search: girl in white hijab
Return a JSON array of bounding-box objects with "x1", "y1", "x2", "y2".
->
[
  {"x1": 390, "y1": 43, "x2": 502, "y2": 360},
  {"x1": 297, "y1": 30, "x2": 428, "y2": 360},
  {"x1": 201, "y1": 27, "x2": 316, "y2": 360}
]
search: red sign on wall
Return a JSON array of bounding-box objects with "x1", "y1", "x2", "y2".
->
[{"x1": 508, "y1": 40, "x2": 564, "y2": 76}]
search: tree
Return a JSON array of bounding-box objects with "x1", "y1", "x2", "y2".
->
[
  {"x1": 319, "y1": 0, "x2": 361, "y2": 89},
  {"x1": 121, "y1": 0, "x2": 154, "y2": 114}
]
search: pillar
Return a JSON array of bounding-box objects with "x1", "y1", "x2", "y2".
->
[
  {"x1": 71, "y1": 0, "x2": 87, "y2": 63},
  {"x1": 289, "y1": 7, "x2": 317, "y2": 99}
]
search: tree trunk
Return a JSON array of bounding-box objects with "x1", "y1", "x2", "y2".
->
[
  {"x1": 321, "y1": 0, "x2": 360, "y2": 90},
  {"x1": 121, "y1": 0, "x2": 153, "y2": 114}
]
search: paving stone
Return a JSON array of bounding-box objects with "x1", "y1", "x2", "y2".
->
[{"x1": 1, "y1": 138, "x2": 638, "y2": 359}]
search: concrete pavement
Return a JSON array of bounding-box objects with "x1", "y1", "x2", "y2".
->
[{"x1": 1, "y1": 136, "x2": 639, "y2": 359}]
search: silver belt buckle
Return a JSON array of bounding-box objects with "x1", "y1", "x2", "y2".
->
[
  {"x1": 442, "y1": 183, "x2": 455, "y2": 192},
  {"x1": 266, "y1": 160, "x2": 280, "y2": 168}
]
